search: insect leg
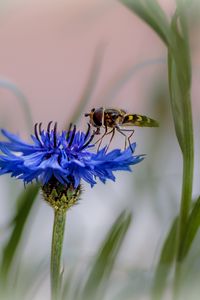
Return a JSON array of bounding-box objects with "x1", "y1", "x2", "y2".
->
[
  {"x1": 96, "y1": 126, "x2": 108, "y2": 151},
  {"x1": 106, "y1": 128, "x2": 115, "y2": 152},
  {"x1": 95, "y1": 126, "x2": 115, "y2": 150},
  {"x1": 116, "y1": 127, "x2": 128, "y2": 150},
  {"x1": 94, "y1": 127, "x2": 114, "y2": 144},
  {"x1": 116, "y1": 126, "x2": 135, "y2": 152},
  {"x1": 119, "y1": 128, "x2": 135, "y2": 150},
  {"x1": 127, "y1": 130, "x2": 135, "y2": 152},
  {"x1": 93, "y1": 124, "x2": 116, "y2": 151}
]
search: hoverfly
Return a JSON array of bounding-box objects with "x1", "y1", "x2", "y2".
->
[{"x1": 85, "y1": 107, "x2": 159, "y2": 151}]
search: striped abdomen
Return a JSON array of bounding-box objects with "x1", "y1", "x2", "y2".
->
[{"x1": 122, "y1": 114, "x2": 159, "y2": 127}]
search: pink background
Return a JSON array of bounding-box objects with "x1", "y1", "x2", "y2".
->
[
  {"x1": 0, "y1": 1, "x2": 200, "y2": 298},
  {"x1": 0, "y1": 0, "x2": 177, "y2": 131}
]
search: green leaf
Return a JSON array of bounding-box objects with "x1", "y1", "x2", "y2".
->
[
  {"x1": 61, "y1": 272, "x2": 73, "y2": 300},
  {"x1": 13, "y1": 260, "x2": 48, "y2": 300},
  {"x1": 0, "y1": 184, "x2": 39, "y2": 283},
  {"x1": 119, "y1": 1, "x2": 192, "y2": 155},
  {"x1": 168, "y1": 7, "x2": 193, "y2": 269},
  {"x1": 0, "y1": 79, "x2": 33, "y2": 132},
  {"x1": 119, "y1": 0, "x2": 171, "y2": 45},
  {"x1": 181, "y1": 196, "x2": 200, "y2": 259},
  {"x1": 152, "y1": 216, "x2": 178, "y2": 300},
  {"x1": 119, "y1": 1, "x2": 194, "y2": 297},
  {"x1": 170, "y1": 12, "x2": 191, "y2": 90},
  {"x1": 167, "y1": 52, "x2": 184, "y2": 152},
  {"x1": 80, "y1": 210, "x2": 132, "y2": 300}
]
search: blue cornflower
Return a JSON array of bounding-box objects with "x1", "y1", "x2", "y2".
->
[{"x1": 0, "y1": 122, "x2": 144, "y2": 188}]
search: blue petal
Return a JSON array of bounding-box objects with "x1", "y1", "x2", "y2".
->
[
  {"x1": 0, "y1": 126, "x2": 144, "y2": 186},
  {"x1": 23, "y1": 152, "x2": 46, "y2": 167},
  {"x1": 1, "y1": 129, "x2": 39, "y2": 152}
]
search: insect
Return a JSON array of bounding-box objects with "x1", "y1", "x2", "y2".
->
[{"x1": 85, "y1": 107, "x2": 159, "y2": 151}]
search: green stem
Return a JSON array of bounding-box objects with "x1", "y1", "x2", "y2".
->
[
  {"x1": 51, "y1": 209, "x2": 66, "y2": 300},
  {"x1": 174, "y1": 94, "x2": 194, "y2": 298}
]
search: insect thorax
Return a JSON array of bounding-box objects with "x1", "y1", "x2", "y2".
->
[{"x1": 103, "y1": 109, "x2": 125, "y2": 128}]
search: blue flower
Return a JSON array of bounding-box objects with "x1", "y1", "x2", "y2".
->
[{"x1": 0, "y1": 122, "x2": 144, "y2": 187}]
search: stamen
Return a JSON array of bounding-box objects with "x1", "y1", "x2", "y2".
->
[
  {"x1": 66, "y1": 123, "x2": 72, "y2": 141},
  {"x1": 34, "y1": 123, "x2": 40, "y2": 141},
  {"x1": 34, "y1": 123, "x2": 43, "y2": 146},
  {"x1": 80, "y1": 132, "x2": 95, "y2": 150},
  {"x1": 84, "y1": 123, "x2": 91, "y2": 142},
  {"x1": 68, "y1": 125, "x2": 76, "y2": 147},
  {"x1": 47, "y1": 121, "x2": 53, "y2": 140},
  {"x1": 53, "y1": 122, "x2": 57, "y2": 148},
  {"x1": 39, "y1": 122, "x2": 42, "y2": 135}
]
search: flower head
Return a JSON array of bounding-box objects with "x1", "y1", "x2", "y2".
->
[{"x1": 0, "y1": 122, "x2": 144, "y2": 188}]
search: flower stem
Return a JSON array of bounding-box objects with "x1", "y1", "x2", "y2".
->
[{"x1": 51, "y1": 209, "x2": 66, "y2": 300}]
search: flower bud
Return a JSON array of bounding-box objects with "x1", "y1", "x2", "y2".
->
[{"x1": 42, "y1": 179, "x2": 81, "y2": 212}]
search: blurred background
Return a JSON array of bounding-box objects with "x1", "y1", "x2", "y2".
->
[{"x1": 0, "y1": 0, "x2": 200, "y2": 299}]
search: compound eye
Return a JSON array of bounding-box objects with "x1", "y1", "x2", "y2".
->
[{"x1": 93, "y1": 109, "x2": 103, "y2": 126}]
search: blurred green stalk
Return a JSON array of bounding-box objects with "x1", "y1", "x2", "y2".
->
[
  {"x1": 173, "y1": 120, "x2": 194, "y2": 299},
  {"x1": 168, "y1": 7, "x2": 194, "y2": 299},
  {"x1": 51, "y1": 210, "x2": 66, "y2": 300},
  {"x1": 119, "y1": 1, "x2": 194, "y2": 299}
]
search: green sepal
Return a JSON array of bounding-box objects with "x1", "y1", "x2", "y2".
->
[{"x1": 42, "y1": 180, "x2": 81, "y2": 212}]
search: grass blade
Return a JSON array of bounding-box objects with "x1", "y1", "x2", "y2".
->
[
  {"x1": 152, "y1": 217, "x2": 178, "y2": 300},
  {"x1": 167, "y1": 53, "x2": 184, "y2": 151},
  {"x1": 80, "y1": 210, "x2": 132, "y2": 300},
  {"x1": 0, "y1": 79, "x2": 33, "y2": 131},
  {"x1": 181, "y1": 196, "x2": 200, "y2": 259},
  {"x1": 119, "y1": 0, "x2": 171, "y2": 45},
  {"x1": 0, "y1": 184, "x2": 39, "y2": 284},
  {"x1": 168, "y1": 9, "x2": 193, "y2": 297}
]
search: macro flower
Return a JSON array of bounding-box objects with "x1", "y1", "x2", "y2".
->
[{"x1": 0, "y1": 122, "x2": 144, "y2": 188}]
